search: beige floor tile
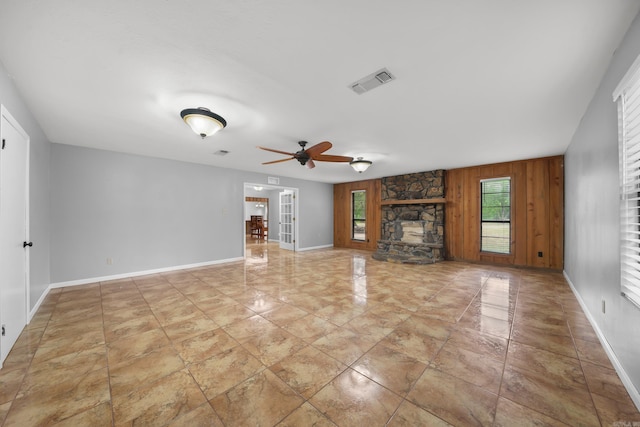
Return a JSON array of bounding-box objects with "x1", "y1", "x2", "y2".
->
[
  {"x1": 175, "y1": 327, "x2": 237, "y2": 365},
  {"x1": 581, "y1": 360, "x2": 630, "y2": 401},
  {"x1": 4, "y1": 367, "x2": 110, "y2": 426},
  {"x1": 431, "y1": 343, "x2": 503, "y2": 394},
  {"x1": 456, "y1": 312, "x2": 512, "y2": 339},
  {"x1": 387, "y1": 400, "x2": 453, "y2": 426},
  {"x1": 446, "y1": 327, "x2": 508, "y2": 360},
  {"x1": 203, "y1": 302, "x2": 256, "y2": 326},
  {"x1": 52, "y1": 401, "x2": 113, "y2": 427},
  {"x1": 501, "y1": 365, "x2": 600, "y2": 426},
  {"x1": 343, "y1": 312, "x2": 399, "y2": 341},
  {"x1": 0, "y1": 243, "x2": 636, "y2": 426},
  {"x1": 352, "y1": 341, "x2": 427, "y2": 396},
  {"x1": 210, "y1": 370, "x2": 304, "y2": 426},
  {"x1": 493, "y1": 397, "x2": 570, "y2": 427},
  {"x1": 276, "y1": 402, "x2": 337, "y2": 426},
  {"x1": 0, "y1": 366, "x2": 27, "y2": 404},
  {"x1": 506, "y1": 341, "x2": 586, "y2": 388},
  {"x1": 591, "y1": 392, "x2": 640, "y2": 426},
  {"x1": 33, "y1": 325, "x2": 105, "y2": 364},
  {"x1": 309, "y1": 368, "x2": 403, "y2": 426},
  {"x1": 270, "y1": 345, "x2": 347, "y2": 398},
  {"x1": 112, "y1": 369, "x2": 206, "y2": 426},
  {"x1": 164, "y1": 403, "x2": 224, "y2": 426},
  {"x1": 17, "y1": 345, "x2": 106, "y2": 400},
  {"x1": 240, "y1": 327, "x2": 307, "y2": 366},
  {"x1": 407, "y1": 367, "x2": 498, "y2": 426},
  {"x1": 162, "y1": 314, "x2": 219, "y2": 342},
  {"x1": 222, "y1": 314, "x2": 280, "y2": 343},
  {"x1": 188, "y1": 345, "x2": 264, "y2": 399},
  {"x1": 109, "y1": 345, "x2": 185, "y2": 396},
  {"x1": 151, "y1": 301, "x2": 204, "y2": 326},
  {"x1": 107, "y1": 328, "x2": 170, "y2": 365},
  {"x1": 281, "y1": 313, "x2": 337, "y2": 343},
  {"x1": 312, "y1": 328, "x2": 378, "y2": 366},
  {"x1": 510, "y1": 323, "x2": 578, "y2": 359},
  {"x1": 575, "y1": 337, "x2": 614, "y2": 368},
  {"x1": 379, "y1": 327, "x2": 445, "y2": 364},
  {"x1": 0, "y1": 401, "x2": 12, "y2": 425},
  {"x1": 103, "y1": 308, "x2": 160, "y2": 342}
]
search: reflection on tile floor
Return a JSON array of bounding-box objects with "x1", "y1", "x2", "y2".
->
[{"x1": 1, "y1": 240, "x2": 639, "y2": 426}]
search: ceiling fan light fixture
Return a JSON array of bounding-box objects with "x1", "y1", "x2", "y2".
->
[
  {"x1": 180, "y1": 107, "x2": 227, "y2": 138},
  {"x1": 350, "y1": 157, "x2": 372, "y2": 173}
]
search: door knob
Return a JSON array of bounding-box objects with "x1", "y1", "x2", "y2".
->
[{"x1": 23, "y1": 241, "x2": 33, "y2": 248}]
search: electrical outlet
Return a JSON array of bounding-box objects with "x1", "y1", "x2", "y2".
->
[
  {"x1": 107, "y1": 257, "x2": 113, "y2": 265},
  {"x1": 537, "y1": 251, "x2": 543, "y2": 257},
  {"x1": 602, "y1": 299, "x2": 606, "y2": 313}
]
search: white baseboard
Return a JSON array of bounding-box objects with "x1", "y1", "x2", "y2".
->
[
  {"x1": 49, "y1": 257, "x2": 244, "y2": 289},
  {"x1": 563, "y1": 271, "x2": 640, "y2": 411},
  {"x1": 28, "y1": 285, "x2": 51, "y2": 323}
]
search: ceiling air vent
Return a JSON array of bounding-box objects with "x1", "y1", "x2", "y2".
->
[{"x1": 349, "y1": 67, "x2": 395, "y2": 95}]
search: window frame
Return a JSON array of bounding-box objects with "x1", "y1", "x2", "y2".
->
[
  {"x1": 614, "y1": 53, "x2": 640, "y2": 310},
  {"x1": 351, "y1": 190, "x2": 366, "y2": 241},
  {"x1": 480, "y1": 177, "x2": 512, "y2": 255}
]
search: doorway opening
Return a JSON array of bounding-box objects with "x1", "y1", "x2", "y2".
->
[
  {"x1": 243, "y1": 183, "x2": 299, "y2": 258},
  {"x1": 0, "y1": 105, "x2": 31, "y2": 367}
]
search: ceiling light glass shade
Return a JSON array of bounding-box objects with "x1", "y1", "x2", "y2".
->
[
  {"x1": 180, "y1": 107, "x2": 227, "y2": 138},
  {"x1": 350, "y1": 157, "x2": 372, "y2": 173}
]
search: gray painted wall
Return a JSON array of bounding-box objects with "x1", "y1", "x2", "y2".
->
[
  {"x1": 565, "y1": 13, "x2": 640, "y2": 393},
  {"x1": 50, "y1": 143, "x2": 333, "y2": 283},
  {"x1": 0, "y1": 62, "x2": 51, "y2": 311}
]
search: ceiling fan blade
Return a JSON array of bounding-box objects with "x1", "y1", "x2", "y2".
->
[
  {"x1": 305, "y1": 141, "x2": 332, "y2": 158},
  {"x1": 262, "y1": 157, "x2": 295, "y2": 165},
  {"x1": 313, "y1": 154, "x2": 354, "y2": 163},
  {"x1": 306, "y1": 159, "x2": 316, "y2": 169},
  {"x1": 258, "y1": 146, "x2": 296, "y2": 156}
]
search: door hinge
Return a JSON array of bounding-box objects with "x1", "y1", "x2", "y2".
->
[{"x1": 1, "y1": 139, "x2": 5, "y2": 150}]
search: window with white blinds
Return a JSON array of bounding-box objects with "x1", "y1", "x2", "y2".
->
[{"x1": 614, "y1": 53, "x2": 640, "y2": 310}]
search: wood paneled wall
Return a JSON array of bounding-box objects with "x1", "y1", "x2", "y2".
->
[
  {"x1": 333, "y1": 179, "x2": 381, "y2": 251},
  {"x1": 445, "y1": 156, "x2": 564, "y2": 269}
]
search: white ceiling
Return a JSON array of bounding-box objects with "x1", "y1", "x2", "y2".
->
[{"x1": 0, "y1": 1, "x2": 638, "y2": 183}]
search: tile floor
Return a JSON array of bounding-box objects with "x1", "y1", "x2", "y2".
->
[{"x1": 0, "y1": 240, "x2": 639, "y2": 426}]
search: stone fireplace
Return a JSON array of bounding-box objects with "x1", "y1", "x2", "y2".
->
[{"x1": 372, "y1": 170, "x2": 445, "y2": 264}]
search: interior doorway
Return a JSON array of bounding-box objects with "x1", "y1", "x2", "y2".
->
[
  {"x1": 0, "y1": 105, "x2": 30, "y2": 367},
  {"x1": 243, "y1": 183, "x2": 299, "y2": 257}
]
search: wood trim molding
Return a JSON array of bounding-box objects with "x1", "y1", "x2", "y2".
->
[{"x1": 380, "y1": 198, "x2": 446, "y2": 205}]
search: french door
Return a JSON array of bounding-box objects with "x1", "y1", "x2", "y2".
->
[{"x1": 279, "y1": 190, "x2": 294, "y2": 251}]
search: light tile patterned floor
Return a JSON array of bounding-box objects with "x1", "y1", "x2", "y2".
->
[{"x1": 1, "y1": 240, "x2": 639, "y2": 426}]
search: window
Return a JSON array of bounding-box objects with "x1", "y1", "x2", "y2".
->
[
  {"x1": 481, "y1": 178, "x2": 511, "y2": 254},
  {"x1": 614, "y1": 53, "x2": 640, "y2": 309},
  {"x1": 352, "y1": 190, "x2": 366, "y2": 241}
]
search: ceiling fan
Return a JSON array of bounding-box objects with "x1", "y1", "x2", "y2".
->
[{"x1": 258, "y1": 141, "x2": 353, "y2": 169}]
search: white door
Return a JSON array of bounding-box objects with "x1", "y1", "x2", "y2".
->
[
  {"x1": 279, "y1": 190, "x2": 294, "y2": 251},
  {"x1": 0, "y1": 107, "x2": 29, "y2": 366}
]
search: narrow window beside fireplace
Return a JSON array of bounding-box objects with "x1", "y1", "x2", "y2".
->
[
  {"x1": 480, "y1": 177, "x2": 511, "y2": 254},
  {"x1": 352, "y1": 190, "x2": 366, "y2": 241}
]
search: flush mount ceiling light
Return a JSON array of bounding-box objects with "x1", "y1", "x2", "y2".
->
[
  {"x1": 180, "y1": 107, "x2": 227, "y2": 138},
  {"x1": 350, "y1": 157, "x2": 372, "y2": 173}
]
